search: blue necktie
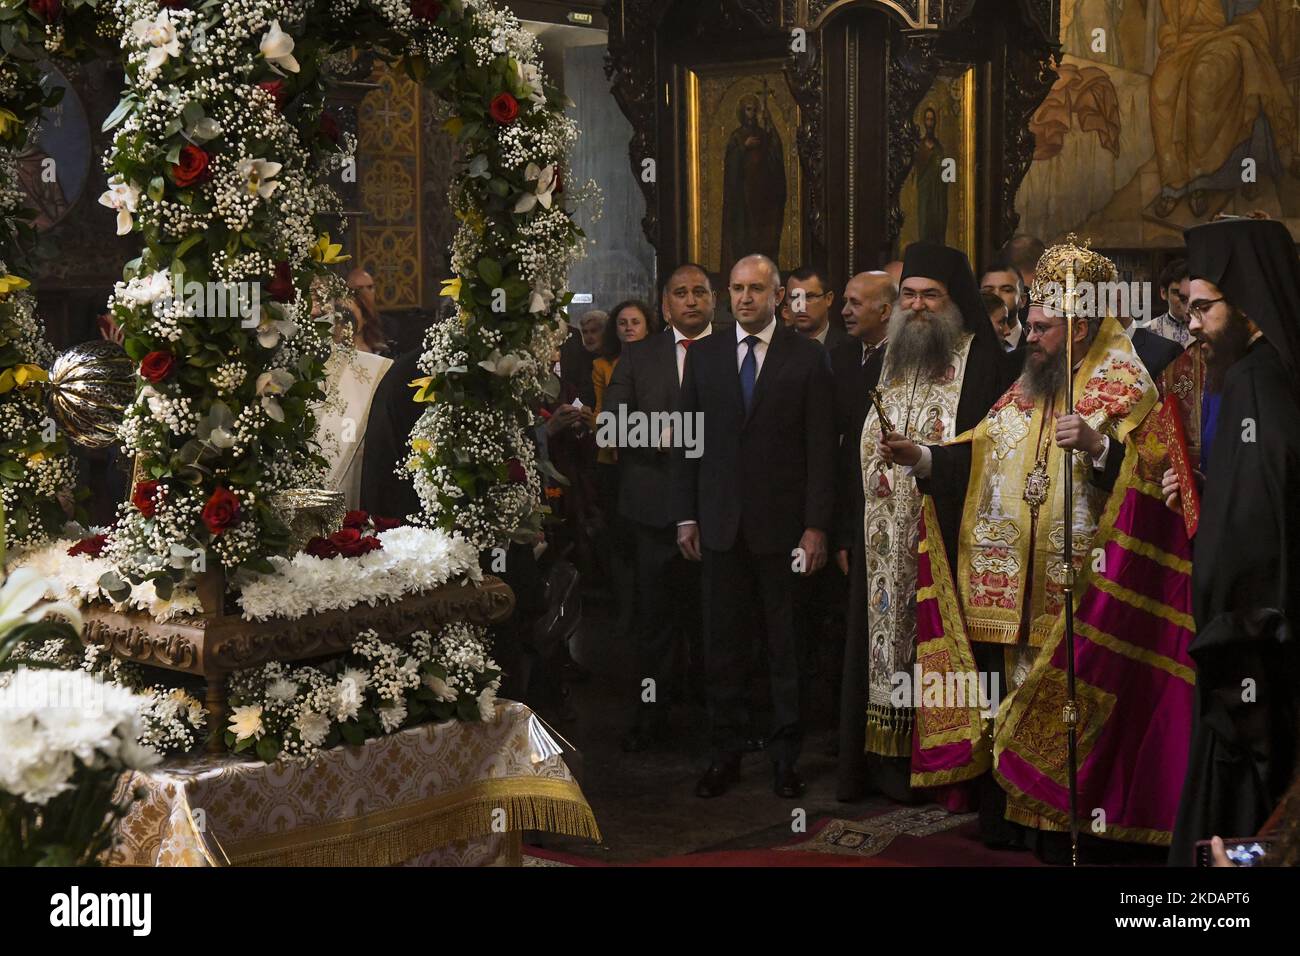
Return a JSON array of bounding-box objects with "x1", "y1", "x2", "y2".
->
[{"x1": 740, "y1": 335, "x2": 758, "y2": 413}]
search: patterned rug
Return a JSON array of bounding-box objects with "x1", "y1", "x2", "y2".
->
[
  {"x1": 778, "y1": 806, "x2": 977, "y2": 860},
  {"x1": 524, "y1": 804, "x2": 1047, "y2": 867}
]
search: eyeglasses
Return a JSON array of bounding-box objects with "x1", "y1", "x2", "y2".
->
[
  {"x1": 1187, "y1": 297, "x2": 1225, "y2": 320},
  {"x1": 899, "y1": 288, "x2": 947, "y2": 304},
  {"x1": 1025, "y1": 319, "x2": 1063, "y2": 338}
]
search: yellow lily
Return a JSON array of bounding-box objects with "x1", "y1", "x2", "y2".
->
[
  {"x1": 442, "y1": 117, "x2": 463, "y2": 137},
  {"x1": 309, "y1": 232, "x2": 350, "y2": 264},
  {"x1": 411, "y1": 438, "x2": 431, "y2": 454},
  {"x1": 27, "y1": 451, "x2": 46, "y2": 465},
  {"x1": 0, "y1": 108, "x2": 20, "y2": 141},
  {"x1": 439, "y1": 276, "x2": 462, "y2": 300},
  {"x1": 0, "y1": 273, "x2": 31, "y2": 299},
  {"x1": 408, "y1": 377, "x2": 436, "y2": 403},
  {"x1": 0, "y1": 364, "x2": 47, "y2": 394}
]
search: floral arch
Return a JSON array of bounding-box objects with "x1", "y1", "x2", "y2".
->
[{"x1": 0, "y1": 0, "x2": 585, "y2": 598}]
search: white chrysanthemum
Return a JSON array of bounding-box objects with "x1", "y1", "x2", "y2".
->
[{"x1": 294, "y1": 710, "x2": 330, "y2": 748}]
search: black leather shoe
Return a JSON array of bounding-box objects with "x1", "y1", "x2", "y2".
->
[
  {"x1": 695, "y1": 759, "x2": 741, "y2": 798},
  {"x1": 773, "y1": 765, "x2": 805, "y2": 798}
]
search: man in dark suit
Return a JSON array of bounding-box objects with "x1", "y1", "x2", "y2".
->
[
  {"x1": 673, "y1": 254, "x2": 836, "y2": 799},
  {"x1": 559, "y1": 312, "x2": 604, "y2": 408},
  {"x1": 786, "y1": 263, "x2": 846, "y2": 352},
  {"x1": 601, "y1": 262, "x2": 717, "y2": 752},
  {"x1": 829, "y1": 271, "x2": 894, "y2": 775},
  {"x1": 980, "y1": 260, "x2": 1026, "y2": 355}
]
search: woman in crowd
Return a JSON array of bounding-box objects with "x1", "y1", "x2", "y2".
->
[{"x1": 592, "y1": 299, "x2": 657, "y2": 639}]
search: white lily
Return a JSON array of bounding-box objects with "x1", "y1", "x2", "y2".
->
[
  {"x1": 0, "y1": 568, "x2": 82, "y2": 642},
  {"x1": 513, "y1": 163, "x2": 556, "y2": 214},
  {"x1": 260, "y1": 20, "x2": 300, "y2": 74},
  {"x1": 467, "y1": 154, "x2": 490, "y2": 179},
  {"x1": 421, "y1": 673, "x2": 458, "y2": 702},
  {"x1": 254, "y1": 308, "x2": 297, "y2": 349},
  {"x1": 517, "y1": 61, "x2": 545, "y2": 105},
  {"x1": 131, "y1": 10, "x2": 182, "y2": 74},
  {"x1": 236, "y1": 156, "x2": 282, "y2": 200},
  {"x1": 528, "y1": 281, "x2": 555, "y2": 314},
  {"x1": 98, "y1": 176, "x2": 140, "y2": 236},
  {"x1": 477, "y1": 349, "x2": 523, "y2": 377},
  {"x1": 255, "y1": 368, "x2": 295, "y2": 422}
]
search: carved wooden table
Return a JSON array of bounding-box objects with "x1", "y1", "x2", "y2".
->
[{"x1": 81, "y1": 573, "x2": 515, "y2": 752}]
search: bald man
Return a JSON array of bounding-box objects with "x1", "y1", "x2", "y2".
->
[
  {"x1": 881, "y1": 260, "x2": 904, "y2": 289},
  {"x1": 832, "y1": 272, "x2": 894, "y2": 570},
  {"x1": 673, "y1": 253, "x2": 835, "y2": 800},
  {"x1": 830, "y1": 272, "x2": 895, "y2": 779}
]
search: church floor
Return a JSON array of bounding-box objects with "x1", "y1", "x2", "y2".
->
[
  {"x1": 525, "y1": 589, "x2": 1167, "y2": 866},
  {"x1": 525, "y1": 590, "x2": 947, "y2": 865}
]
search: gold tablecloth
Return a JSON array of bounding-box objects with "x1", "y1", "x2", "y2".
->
[{"x1": 110, "y1": 701, "x2": 599, "y2": 867}]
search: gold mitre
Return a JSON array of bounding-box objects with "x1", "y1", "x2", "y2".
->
[{"x1": 1028, "y1": 233, "x2": 1118, "y2": 307}]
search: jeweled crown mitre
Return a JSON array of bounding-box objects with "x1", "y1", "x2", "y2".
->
[{"x1": 1028, "y1": 233, "x2": 1118, "y2": 307}]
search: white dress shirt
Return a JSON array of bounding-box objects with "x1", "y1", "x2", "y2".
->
[
  {"x1": 674, "y1": 324, "x2": 712, "y2": 384},
  {"x1": 1003, "y1": 322, "x2": 1023, "y2": 352},
  {"x1": 813, "y1": 323, "x2": 829, "y2": 346},
  {"x1": 736, "y1": 317, "x2": 777, "y2": 376}
]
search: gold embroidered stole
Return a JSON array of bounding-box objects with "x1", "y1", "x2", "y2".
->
[
  {"x1": 860, "y1": 333, "x2": 973, "y2": 757},
  {"x1": 1159, "y1": 345, "x2": 1204, "y2": 469},
  {"x1": 958, "y1": 317, "x2": 1157, "y2": 646}
]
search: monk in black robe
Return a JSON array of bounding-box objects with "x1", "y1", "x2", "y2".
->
[
  {"x1": 836, "y1": 242, "x2": 1021, "y2": 801},
  {"x1": 1168, "y1": 217, "x2": 1300, "y2": 865}
]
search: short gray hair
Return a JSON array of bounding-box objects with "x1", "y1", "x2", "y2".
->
[{"x1": 731, "y1": 253, "x2": 781, "y2": 289}]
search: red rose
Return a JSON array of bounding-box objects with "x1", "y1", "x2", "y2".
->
[
  {"x1": 172, "y1": 145, "x2": 210, "y2": 188},
  {"x1": 553, "y1": 167, "x2": 564, "y2": 195},
  {"x1": 139, "y1": 350, "x2": 176, "y2": 383},
  {"x1": 318, "y1": 112, "x2": 340, "y2": 144},
  {"x1": 67, "y1": 534, "x2": 107, "y2": 558},
  {"x1": 257, "y1": 80, "x2": 287, "y2": 110},
  {"x1": 267, "y1": 261, "x2": 295, "y2": 303},
  {"x1": 339, "y1": 535, "x2": 382, "y2": 558},
  {"x1": 304, "y1": 536, "x2": 339, "y2": 559},
  {"x1": 410, "y1": 0, "x2": 442, "y2": 20},
  {"x1": 342, "y1": 509, "x2": 369, "y2": 530},
  {"x1": 372, "y1": 516, "x2": 402, "y2": 532},
  {"x1": 328, "y1": 527, "x2": 362, "y2": 549},
  {"x1": 201, "y1": 487, "x2": 241, "y2": 535},
  {"x1": 132, "y1": 480, "x2": 160, "y2": 518},
  {"x1": 28, "y1": 0, "x2": 61, "y2": 22},
  {"x1": 488, "y1": 92, "x2": 519, "y2": 125},
  {"x1": 506, "y1": 458, "x2": 527, "y2": 483}
]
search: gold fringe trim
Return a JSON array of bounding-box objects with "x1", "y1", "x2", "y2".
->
[
  {"x1": 865, "y1": 703, "x2": 912, "y2": 757},
  {"x1": 224, "y1": 777, "x2": 600, "y2": 867},
  {"x1": 966, "y1": 618, "x2": 1020, "y2": 645}
]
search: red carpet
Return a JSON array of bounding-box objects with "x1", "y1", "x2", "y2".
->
[{"x1": 526, "y1": 806, "x2": 1048, "y2": 867}]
